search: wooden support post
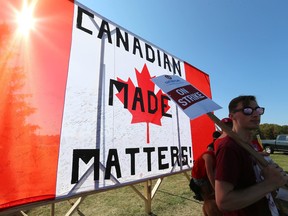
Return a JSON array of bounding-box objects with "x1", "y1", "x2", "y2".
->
[
  {"x1": 183, "y1": 171, "x2": 190, "y2": 182},
  {"x1": 51, "y1": 203, "x2": 55, "y2": 216},
  {"x1": 17, "y1": 211, "x2": 28, "y2": 216},
  {"x1": 144, "y1": 180, "x2": 152, "y2": 215},
  {"x1": 130, "y1": 177, "x2": 163, "y2": 215},
  {"x1": 151, "y1": 178, "x2": 163, "y2": 199},
  {"x1": 65, "y1": 196, "x2": 86, "y2": 216}
]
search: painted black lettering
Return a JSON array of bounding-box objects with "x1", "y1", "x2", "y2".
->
[
  {"x1": 98, "y1": 20, "x2": 112, "y2": 43},
  {"x1": 173, "y1": 58, "x2": 181, "y2": 76},
  {"x1": 158, "y1": 147, "x2": 169, "y2": 170},
  {"x1": 116, "y1": 28, "x2": 129, "y2": 51},
  {"x1": 71, "y1": 149, "x2": 99, "y2": 184},
  {"x1": 163, "y1": 53, "x2": 172, "y2": 72},
  {"x1": 105, "y1": 149, "x2": 121, "y2": 179},
  {"x1": 145, "y1": 43, "x2": 155, "y2": 63},
  {"x1": 76, "y1": 8, "x2": 182, "y2": 77},
  {"x1": 125, "y1": 148, "x2": 140, "y2": 175},
  {"x1": 170, "y1": 146, "x2": 180, "y2": 166},
  {"x1": 132, "y1": 38, "x2": 143, "y2": 58},
  {"x1": 76, "y1": 7, "x2": 94, "y2": 35},
  {"x1": 157, "y1": 50, "x2": 161, "y2": 67},
  {"x1": 181, "y1": 147, "x2": 188, "y2": 166},
  {"x1": 143, "y1": 147, "x2": 155, "y2": 171},
  {"x1": 161, "y1": 95, "x2": 172, "y2": 118},
  {"x1": 109, "y1": 79, "x2": 128, "y2": 108},
  {"x1": 148, "y1": 91, "x2": 158, "y2": 114},
  {"x1": 132, "y1": 87, "x2": 145, "y2": 111}
]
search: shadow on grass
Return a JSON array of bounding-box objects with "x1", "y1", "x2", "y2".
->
[
  {"x1": 273, "y1": 152, "x2": 288, "y2": 155},
  {"x1": 156, "y1": 188, "x2": 203, "y2": 204}
]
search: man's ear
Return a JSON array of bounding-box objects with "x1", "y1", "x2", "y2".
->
[{"x1": 229, "y1": 113, "x2": 234, "y2": 120}]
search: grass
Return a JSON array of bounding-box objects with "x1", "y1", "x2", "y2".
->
[
  {"x1": 12, "y1": 152, "x2": 288, "y2": 216},
  {"x1": 270, "y1": 152, "x2": 288, "y2": 172},
  {"x1": 26, "y1": 173, "x2": 203, "y2": 216}
]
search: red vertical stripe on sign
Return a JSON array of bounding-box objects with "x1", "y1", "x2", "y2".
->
[
  {"x1": 0, "y1": 0, "x2": 74, "y2": 209},
  {"x1": 184, "y1": 62, "x2": 215, "y2": 159}
]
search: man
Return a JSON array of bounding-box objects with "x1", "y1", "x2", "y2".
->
[
  {"x1": 215, "y1": 95, "x2": 288, "y2": 215},
  {"x1": 207, "y1": 131, "x2": 221, "y2": 151},
  {"x1": 191, "y1": 130, "x2": 222, "y2": 216}
]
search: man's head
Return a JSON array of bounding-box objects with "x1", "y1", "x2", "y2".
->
[{"x1": 228, "y1": 95, "x2": 264, "y2": 131}]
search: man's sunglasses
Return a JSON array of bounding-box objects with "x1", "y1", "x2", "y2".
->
[{"x1": 233, "y1": 107, "x2": 265, "y2": 116}]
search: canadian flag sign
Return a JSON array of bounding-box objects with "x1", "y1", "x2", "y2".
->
[{"x1": 0, "y1": 0, "x2": 217, "y2": 211}]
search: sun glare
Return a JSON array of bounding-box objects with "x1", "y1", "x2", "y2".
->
[{"x1": 16, "y1": 0, "x2": 37, "y2": 37}]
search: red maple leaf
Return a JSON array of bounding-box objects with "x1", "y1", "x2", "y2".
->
[{"x1": 116, "y1": 64, "x2": 170, "y2": 143}]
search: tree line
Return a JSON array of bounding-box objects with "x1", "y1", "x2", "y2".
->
[{"x1": 258, "y1": 124, "x2": 288, "y2": 139}]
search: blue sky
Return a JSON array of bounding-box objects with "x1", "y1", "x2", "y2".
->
[{"x1": 78, "y1": 0, "x2": 288, "y2": 126}]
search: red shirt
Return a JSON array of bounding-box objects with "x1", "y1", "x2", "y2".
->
[
  {"x1": 214, "y1": 136, "x2": 225, "y2": 152},
  {"x1": 251, "y1": 139, "x2": 264, "y2": 152},
  {"x1": 191, "y1": 150, "x2": 216, "y2": 179},
  {"x1": 215, "y1": 136, "x2": 271, "y2": 216}
]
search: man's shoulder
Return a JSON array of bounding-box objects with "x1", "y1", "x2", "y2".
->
[
  {"x1": 217, "y1": 136, "x2": 233, "y2": 147},
  {"x1": 217, "y1": 136, "x2": 242, "y2": 152}
]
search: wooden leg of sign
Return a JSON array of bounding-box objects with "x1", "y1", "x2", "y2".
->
[
  {"x1": 65, "y1": 196, "x2": 86, "y2": 216},
  {"x1": 183, "y1": 171, "x2": 190, "y2": 181},
  {"x1": 130, "y1": 179, "x2": 158, "y2": 215},
  {"x1": 144, "y1": 179, "x2": 152, "y2": 215},
  {"x1": 130, "y1": 178, "x2": 164, "y2": 215},
  {"x1": 51, "y1": 203, "x2": 55, "y2": 216},
  {"x1": 151, "y1": 178, "x2": 163, "y2": 197}
]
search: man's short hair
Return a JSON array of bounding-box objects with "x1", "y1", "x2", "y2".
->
[
  {"x1": 212, "y1": 131, "x2": 221, "y2": 139},
  {"x1": 228, "y1": 95, "x2": 257, "y2": 113}
]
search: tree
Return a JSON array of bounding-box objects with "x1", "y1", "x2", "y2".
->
[
  {"x1": 0, "y1": 23, "x2": 39, "y2": 145},
  {"x1": 0, "y1": 23, "x2": 42, "y2": 207},
  {"x1": 259, "y1": 123, "x2": 288, "y2": 139}
]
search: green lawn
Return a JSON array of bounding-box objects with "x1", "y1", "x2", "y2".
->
[{"x1": 270, "y1": 152, "x2": 288, "y2": 172}]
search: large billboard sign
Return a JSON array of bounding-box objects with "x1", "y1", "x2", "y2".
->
[{"x1": 0, "y1": 0, "x2": 217, "y2": 211}]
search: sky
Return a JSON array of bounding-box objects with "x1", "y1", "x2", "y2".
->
[{"x1": 78, "y1": 0, "x2": 288, "y2": 126}]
